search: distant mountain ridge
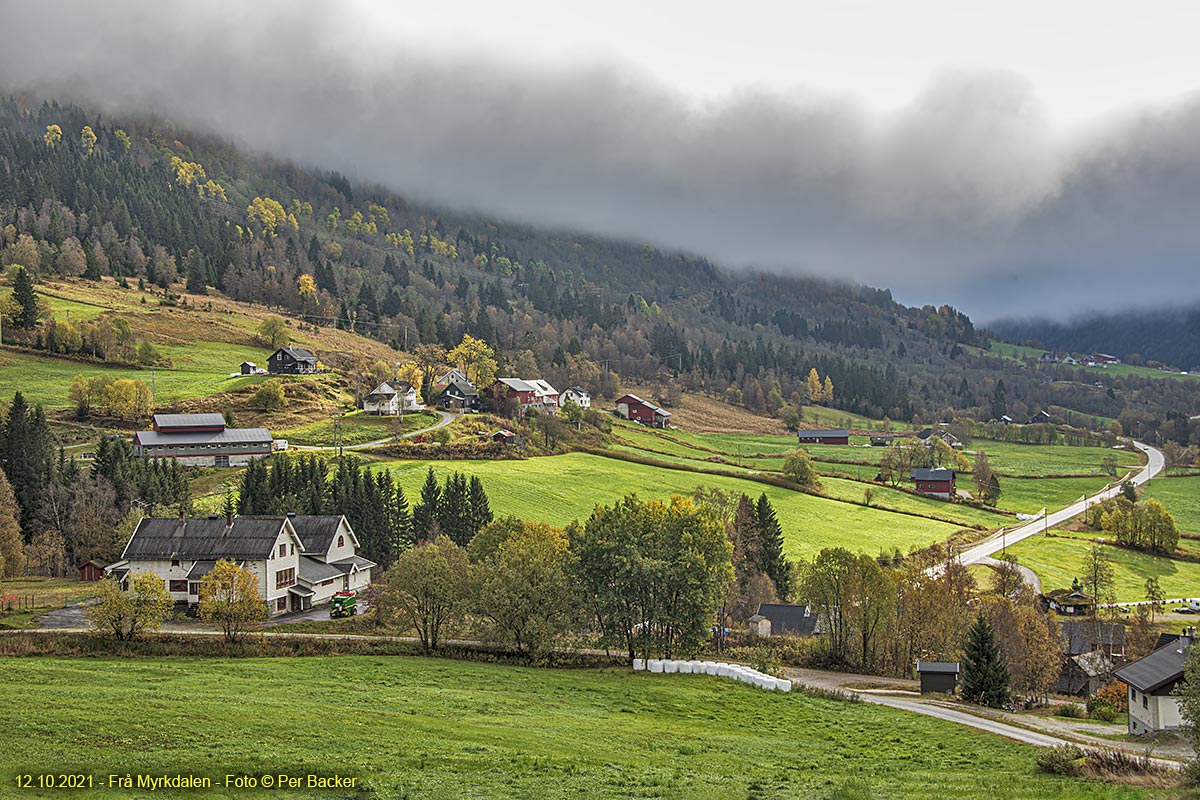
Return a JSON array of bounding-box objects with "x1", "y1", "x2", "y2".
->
[{"x1": 993, "y1": 306, "x2": 1200, "y2": 371}]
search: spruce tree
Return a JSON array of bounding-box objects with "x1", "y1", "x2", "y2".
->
[
  {"x1": 467, "y1": 476, "x2": 492, "y2": 539},
  {"x1": 412, "y1": 467, "x2": 441, "y2": 541},
  {"x1": 754, "y1": 493, "x2": 791, "y2": 600},
  {"x1": 961, "y1": 615, "x2": 1011, "y2": 707},
  {"x1": 12, "y1": 266, "x2": 39, "y2": 328}
]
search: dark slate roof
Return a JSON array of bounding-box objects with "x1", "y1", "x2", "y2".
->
[
  {"x1": 299, "y1": 555, "x2": 344, "y2": 583},
  {"x1": 284, "y1": 516, "x2": 348, "y2": 556},
  {"x1": 910, "y1": 468, "x2": 956, "y2": 481},
  {"x1": 153, "y1": 413, "x2": 226, "y2": 429},
  {"x1": 122, "y1": 517, "x2": 294, "y2": 561},
  {"x1": 917, "y1": 661, "x2": 960, "y2": 674},
  {"x1": 289, "y1": 584, "x2": 316, "y2": 597},
  {"x1": 797, "y1": 429, "x2": 849, "y2": 438},
  {"x1": 1156, "y1": 633, "x2": 1184, "y2": 651},
  {"x1": 1115, "y1": 639, "x2": 1192, "y2": 692},
  {"x1": 445, "y1": 379, "x2": 478, "y2": 397},
  {"x1": 1060, "y1": 621, "x2": 1127, "y2": 656},
  {"x1": 754, "y1": 603, "x2": 819, "y2": 637},
  {"x1": 332, "y1": 555, "x2": 376, "y2": 572},
  {"x1": 135, "y1": 427, "x2": 273, "y2": 447},
  {"x1": 277, "y1": 347, "x2": 317, "y2": 362},
  {"x1": 185, "y1": 561, "x2": 216, "y2": 580}
]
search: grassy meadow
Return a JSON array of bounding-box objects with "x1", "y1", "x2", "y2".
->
[
  {"x1": 1143, "y1": 476, "x2": 1200, "y2": 535},
  {"x1": 0, "y1": 656, "x2": 1160, "y2": 800},
  {"x1": 1006, "y1": 533, "x2": 1200, "y2": 601},
  {"x1": 368, "y1": 452, "x2": 967, "y2": 560},
  {"x1": 277, "y1": 410, "x2": 439, "y2": 447}
]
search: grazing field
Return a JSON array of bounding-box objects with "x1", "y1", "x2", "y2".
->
[
  {"x1": 0, "y1": 656, "x2": 1154, "y2": 800},
  {"x1": 968, "y1": 439, "x2": 1143, "y2": 477},
  {"x1": 277, "y1": 410, "x2": 438, "y2": 447},
  {"x1": 820, "y1": 477, "x2": 1003, "y2": 529},
  {"x1": 1144, "y1": 476, "x2": 1200, "y2": 535},
  {"x1": 1006, "y1": 534, "x2": 1200, "y2": 601},
  {"x1": 997, "y1": 476, "x2": 1115, "y2": 515},
  {"x1": 369, "y1": 452, "x2": 965, "y2": 559}
]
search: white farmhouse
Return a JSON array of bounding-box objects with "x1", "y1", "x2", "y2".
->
[
  {"x1": 1115, "y1": 631, "x2": 1193, "y2": 734},
  {"x1": 363, "y1": 380, "x2": 421, "y2": 415},
  {"x1": 559, "y1": 386, "x2": 591, "y2": 410},
  {"x1": 106, "y1": 513, "x2": 375, "y2": 615}
]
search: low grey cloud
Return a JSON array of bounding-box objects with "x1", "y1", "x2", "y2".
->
[{"x1": 3, "y1": 1, "x2": 1200, "y2": 320}]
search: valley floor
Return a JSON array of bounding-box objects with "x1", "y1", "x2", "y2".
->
[{"x1": 0, "y1": 656, "x2": 1166, "y2": 799}]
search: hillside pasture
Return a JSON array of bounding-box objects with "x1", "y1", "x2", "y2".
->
[
  {"x1": 0, "y1": 656, "x2": 1151, "y2": 800},
  {"x1": 368, "y1": 452, "x2": 966, "y2": 559},
  {"x1": 1006, "y1": 534, "x2": 1200, "y2": 602},
  {"x1": 969, "y1": 439, "x2": 1143, "y2": 478},
  {"x1": 1144, "y1": 476, "x2": 1200, "y2": 536}
]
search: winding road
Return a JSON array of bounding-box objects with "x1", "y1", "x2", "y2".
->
[
  {"x1": 942, "y1": 439, "x2": 1164, "y2": 573},
  {"x1": 290, "y1": 409, "x2": 456, "y2": 452}
]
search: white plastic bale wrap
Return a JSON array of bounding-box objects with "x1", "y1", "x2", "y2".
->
[
  {"x1": 648, "y1": 659, "x2": 664, "y2": 673},
  {"x1": 777, "y1": 680, "x2": 792, "y2": 693},
  {"x1": 632, "y1": 658, "x2": 645, "y2": 671},
  {"x1": 676, "y1": 661, "x2": 692, "y2": 674},
  {"x1": 663, "y1": 660, "x2": 679, "y2": 674}
]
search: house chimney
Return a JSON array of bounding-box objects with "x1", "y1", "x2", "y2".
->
[
  {"x1": 179, "y1": 505, "x2": 186, "y2": 525},
  {"x1": 226, "y1": 507, "x2": 234, "y2": 527}
]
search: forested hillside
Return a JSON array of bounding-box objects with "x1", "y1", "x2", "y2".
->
[{"x1": 1, "y1": 96, "x2": 1197, "y2": 431}]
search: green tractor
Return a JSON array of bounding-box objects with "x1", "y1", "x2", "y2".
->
[{"x1": 329, "y1": 591, "x2": 358, "y2": 618}]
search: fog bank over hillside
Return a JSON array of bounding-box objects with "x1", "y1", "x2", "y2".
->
[{"x1": 5, "y1": 1, "x2": 1200, "y2": 320}]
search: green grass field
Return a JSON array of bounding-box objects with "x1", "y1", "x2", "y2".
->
[
  {"x1": 969, "y1": 439, "x2": 1142, "y2": 478},
  {"x1": 368, "y1": 452, "x2": 966, "y2": 559},
  {"x1": 0, "y1": 656, "x2": 1155, "y2": 800},
  {"x1": 1144, "y1": 476, "x2": 1200, "y2": 536},
  {"x1": 277, "y1": 410, "x2": 438, "y2": 447},
  {"x1": 997, "y1": 476, "x2": 1115, "y2": 515},
  {"x1": 1006, "y1": 534, "x2": 1200, "y2": 601}
]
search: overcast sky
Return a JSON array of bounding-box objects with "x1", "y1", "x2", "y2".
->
[{"x1": 4, "y1": 1, "x2": 1200, "y2": 320}]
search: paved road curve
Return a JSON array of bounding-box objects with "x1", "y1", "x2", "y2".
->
[
  {"x1": 948, "y1": 440, "x2": 1163, "y2": 570},
  {"x1": 291, "y1": 409, "x2": 455, "y2": 452}
]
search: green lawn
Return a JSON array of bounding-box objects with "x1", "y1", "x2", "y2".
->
[
  {"x1": 1006, "y1": 534, "x2": 1200, "y2": 601},
  {"x1": 821, "y1": 477, "x2": 1002, "y2": 529},
  {"x1": 277, "y1": 410, "x2": 438, "y2": 447},
  {"x1": 1144, "y1": 476, "x2": 1200, "y2": 536},
  {"x1": 0, "y1": 346, "x2": 274, "y2": 409},
  {"x1": 368, "y1": 452, "x2": 966, "y2": 560},
  {"x1": 968, "y1": 439, "x2": 1142, "y2": 478},
  {"x1": 0, "y1": 656, "x2": 1155, "y2": 800}
]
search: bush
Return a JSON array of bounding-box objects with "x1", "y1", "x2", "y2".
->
[
  {"x1": 1056, "y1": 702, "x2": 1086, "y2": 718},
  {"x1": 1087, "y1": 700, "x2": 1119, "y2": 722},
  {"x1": 1091, "y1": 680, "x2": 1130, "y2": 712},
  {"x1": 1036, "y1": 744, "x2": 1085, "y2": 775},
  {"x1": 253, "y1": 382, "x2": 286, "y2": 412}
]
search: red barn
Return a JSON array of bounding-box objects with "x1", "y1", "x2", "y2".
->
[
  {"x1": 491, "y1": 378, "x2": 539, "y2": 406},
  {"x1": 615, "y1": 394, "x2": 671, "y2": 428},
  {"x1": 796, "y1": 429, "x2": 849, "y2": 445},
  {"x1": 77, "y1": 560, "x2": 108, "y2": 582},
  {"x1": 910, "y1": 468, "x2": 956, "y2": 499}
]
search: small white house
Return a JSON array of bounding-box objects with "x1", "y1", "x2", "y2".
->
[
  {"x1": 560, "y1": 386, "x2": 591, "y2": 410},
  {"x1": 1115, "y1": 631, "x2": 1192, "y2": 734},
  {"x1": 363, "y1": 380, "x2": 420, "y2": 415}
]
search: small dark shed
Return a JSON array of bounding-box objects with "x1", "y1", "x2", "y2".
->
[{"x1": 916, "y1": 661, "x2": 960, "y2": 694}]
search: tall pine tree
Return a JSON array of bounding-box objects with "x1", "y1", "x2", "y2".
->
[
  {"x1": 754, "y1": 493, "x2": 790, "y2": 601},
  {"x1": 961, "y1": 615, "x2": 1011, "y2": 707},
  {"x1": 412, "y1": 467, "x2": 441, "y2": 541}
]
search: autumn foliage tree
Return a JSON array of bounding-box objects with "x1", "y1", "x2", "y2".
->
[
  {"x1": 87, "y1": 572, "x2": 173, "y2": 641},
  {"x1": 374, "y1": 536, "x2": 470, "y2": 652},
  {"x1": 198, "y1": 559, "x2": 268, "y2": 643}
]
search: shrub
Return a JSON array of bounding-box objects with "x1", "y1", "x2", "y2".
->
[
  {"x1": 1091, "y1": 680, "x2": 1129, "y2": 712},
  {"x1": 1036, "y1": 744, "x2": 1085, "y2": 775},
  {"x1": 1087, "y1": 700, "x2": 1119, "y2": 722},
  {"x1": 253, "y1": 382, "x2": 286, "y2": 412},
  {"x1": 1056, "y1": 702, "x2": 1086, "y2": 718}
]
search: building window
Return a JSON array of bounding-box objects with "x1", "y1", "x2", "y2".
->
[
  {"x1": 290, "y1": 544, "x2": 294, "y2": 555},
  {"x1": 337, "y1": 535, "x2": 344, "y2": 548},
  {"x1": 1143, "y1": 695, "x2": 1149, "y2": 709},
  {"x1": 189, "y1": 582, "x2": 200, "y2": 596},
  {"x1": 171, "y1": 559, "x2": 180, "y2": 568},
  {"x1": 168, "y1": 579, "x2": 187, "y2": 593},
  {"x1": 279, "y1": 543, "x2": 286, "y2": 558},
  {"x1": 276, "y1": 597, "x2": 287, "y2": 612},
  {"x1": 275, "y1": 568, "x2": 295, "y2": 589}
]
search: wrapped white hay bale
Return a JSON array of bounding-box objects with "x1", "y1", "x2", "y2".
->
[
  {"x1": 702, "y1": 661, "x2": 718, "y2": 675},
  {"x1": 688, "y1": 660, "x2": 704, "y2": 673},
  {"x1": 663, "y1": 660, "x2": 679, "y2": 674},
  {"x1": 777, "y1": 680, "x2": 792, "y2": 693},
  {"x1": 632, "y1": 658, "x2": 645, "y2": 671},
  {"x1": 676, "y1": 661, "x2": 693, "y2": 674},
  {"x1": 648, "y1": 659, "x2": 664, "y2": 673}
]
